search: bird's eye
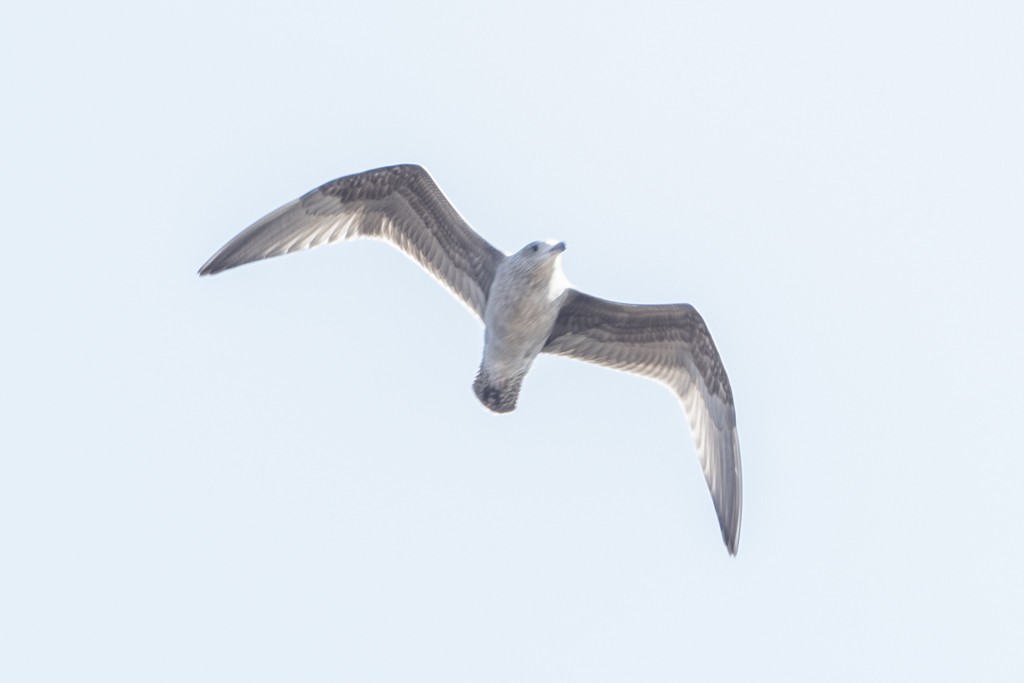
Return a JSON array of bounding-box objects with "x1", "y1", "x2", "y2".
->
[{"x1": 531, "y1": 244, "x2": 539, "y2": 253}]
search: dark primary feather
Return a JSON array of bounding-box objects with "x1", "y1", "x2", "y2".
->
[
  {"x1": 198, "y1": 164, "x2": 505, "y2": 319},
  {"x1": 544, "y1": 289, "x2": 743, "y2": 554}
]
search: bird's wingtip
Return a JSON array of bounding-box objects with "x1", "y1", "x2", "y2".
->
[
  {"x1": 198, "y1": 255, "x2": 229, "y2": 276},
  {"x1": 724, "y1": 528, "x2": 740, "y2": 556}
]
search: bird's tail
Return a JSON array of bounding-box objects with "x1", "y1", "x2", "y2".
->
[{"x1": 473, "y1": 368, "x2": 523, "y2": 414}]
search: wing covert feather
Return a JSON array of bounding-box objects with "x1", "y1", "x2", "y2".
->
[
  {"x1": 199, "y1": 164, "x2": 504, "y2": 318},
  {"x1": 544, "y1": 289, "x2": 743, "y2": 554}
]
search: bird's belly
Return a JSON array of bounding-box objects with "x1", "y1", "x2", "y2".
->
[
  {"x1": 482, "y1": 320, "x2": 544, "y2": 374},
  {"x1": 481, "y1": 302, "x2": 556, "y2": 379}
]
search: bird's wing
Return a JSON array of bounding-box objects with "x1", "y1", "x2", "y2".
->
[
  {"x1": 543, "y1": 289, "x2": 742, "y2": 554},
  {"x1": 199, "y1": 164, "x2": 505, "y2": 319}
]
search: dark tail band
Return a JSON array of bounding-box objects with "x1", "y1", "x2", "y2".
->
[{"x1": 473, "y1": 369, "x2": 523, "y2": 413}]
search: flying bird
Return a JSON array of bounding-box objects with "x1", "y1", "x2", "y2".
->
[{"x1": 199, "y1": 164, "x2": 743, "y2": 554}]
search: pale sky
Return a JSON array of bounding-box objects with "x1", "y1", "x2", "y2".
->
[{"x1": 2, "y1": 2, "x2": 1022, "y2": 681}]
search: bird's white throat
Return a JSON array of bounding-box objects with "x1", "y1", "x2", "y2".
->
[{"x1": 547, "y1": 256, "x2": 571, "y2": 302}]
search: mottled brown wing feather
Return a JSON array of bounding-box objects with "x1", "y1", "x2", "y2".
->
[
  {"x1": 199, "y1": 164, "x2": 504, "y2": 319},
  {"x1": 543, "y1": 289, "x2": 742, "y2": 554}
]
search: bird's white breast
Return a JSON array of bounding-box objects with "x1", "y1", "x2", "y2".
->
[{"x1": 481, "y1": 258, "x2": 566, "y2": 380}]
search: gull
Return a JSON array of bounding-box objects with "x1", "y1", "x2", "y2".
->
[{"x1": 199, "y1": 164, "x2": 743, "y2": 555}]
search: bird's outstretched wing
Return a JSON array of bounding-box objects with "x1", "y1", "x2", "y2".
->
[
  {"x1": 199, "y1": 164, "x2": 505, "y2": 319},
  {"x1": 543, "y1": 289, "x2": 742, "y2": 554}
]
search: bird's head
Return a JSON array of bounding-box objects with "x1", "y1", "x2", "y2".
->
[
  {"x1": 515, "y1": 239, "x2": 566, "y2": 259},
  {"x1": 507, "y1": 240, "x2": 569, "y2": 298},
  {"x1": 510, "y1": 240, "x2": 566, "y2": 275}
]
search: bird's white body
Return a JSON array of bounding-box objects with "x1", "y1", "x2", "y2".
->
[{"x1": 476, "y1": 241, "x2": 568, "y2": 413}]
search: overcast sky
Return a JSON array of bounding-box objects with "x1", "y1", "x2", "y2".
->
[{"x1": 2, "y1": 1, "x2": 1022, "y2": 681}]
